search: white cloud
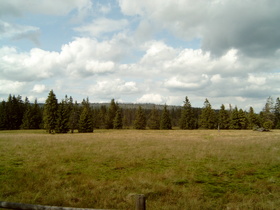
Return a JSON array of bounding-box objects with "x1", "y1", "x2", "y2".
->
[
  {"x1": 88, "y1": 79, "x2": 139, "y2": 100},
  {"x1": 164, "y1": 75, "x2": 210, "y2": 91},
  {"x1": 0, "y1": 20, "x2": 40, "y2": 44},
  {"x1": 0, "y1": 0, "x2": 92, "y2": 17},
  {"x1": 136, "y1": 93, "x2": 167, "y2": 104},
  {"x1": 75, "y1": 18, "x2": 129, "y2": 37},
  {"x1": 32, "y1": 84, "x2": 46, "y2": 93},
  {"x1": 118, "y1": 0, "x2": 280, "y2": 57},
  {"x1": 0, "y1": 80, "x2": 26, "y2": 94}
]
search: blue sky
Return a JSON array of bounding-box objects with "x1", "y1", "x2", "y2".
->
[{"x1": 1, "y1": 0, "x2": 280, "y2": 112}]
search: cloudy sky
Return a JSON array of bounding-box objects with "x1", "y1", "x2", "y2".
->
[{"x1": 1, "y1": 0, "x2": 280, "y2": 111}]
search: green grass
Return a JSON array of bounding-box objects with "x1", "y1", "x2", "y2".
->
[{"x1": 0, "y1": 130, "x2": 280, "y2": 209}]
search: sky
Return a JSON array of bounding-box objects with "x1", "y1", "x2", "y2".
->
[{"x1": 1, "y1": 0, "x2": 280, "y2": 112}]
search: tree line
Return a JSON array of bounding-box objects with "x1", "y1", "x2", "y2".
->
[{"x1": 1, "y1": 91, "x2": 280, "y2": 133}]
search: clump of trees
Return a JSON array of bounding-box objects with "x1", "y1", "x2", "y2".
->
[{"x1": 1, "y1": 91, "x2": 280, "y2": 133}]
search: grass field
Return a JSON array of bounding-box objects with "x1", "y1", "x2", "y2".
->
[{"x1": 0, "y1": 129, "x2": 280, "y2": 210}]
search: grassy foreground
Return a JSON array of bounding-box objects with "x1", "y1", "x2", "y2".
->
[{"x1": 0, "y1": 129, "x2": 280, "y2": 210}]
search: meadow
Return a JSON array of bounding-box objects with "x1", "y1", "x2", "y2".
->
[{"x1": 0, "y1": 129, "x2": 279, "y2": 210}]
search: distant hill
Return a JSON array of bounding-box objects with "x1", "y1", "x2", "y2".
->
[{"x1": 90, "y1": 103, "x2": 182, "y2": 110}]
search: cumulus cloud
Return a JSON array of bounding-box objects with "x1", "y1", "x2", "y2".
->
[
  {"x1": 136, "y1": 93, "x2": 167, "y2": 104},
  {"x1": 0, "y1": 20, "x2": 40, "y2": 45},
  {"x1": 88, "y1": 79, "x2": 139, "y2": 100},
  {"x1": 32, "y1": 84, "x2": 46, "y2": 93},
  {"x1": 0, "y1": 0, "x2": 92, "y2": 17},
  {"x1": 118, "y1": 0, "x2": 280, "y2": 57},
  {"x1": 0, "y1": 80, "x2": 26, "y2": 94},
  {"x1": 75, "y1": 18, "x2": 129, "y2": 37},
  {"x1": 0, "y1": 37, "x2": 128, "y2": 82}
]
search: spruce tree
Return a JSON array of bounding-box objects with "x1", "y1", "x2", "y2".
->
[
  {"x1": 179, "y1": 96, "x2": 195, "y2": 129},
  {"x1": 105, "y1": 99, "x2": 118, "y2": 129},
  {"x1": 199, "y1": 99, "x2": 216, "y2": 129},
  {"x1": 78, "y1": 98, "x2": 93, "y2": 133},
  {"x1": 147, "y1": 105, "x2": 160, "y2": 129},
  {"x1": 69, "y1": 100, "x2": 80, "y2": 133},
  {"x1": 218, "y1": 104, "x2": 230, "y2": 129},
  {"x1": 248, "y1": 106, "x2": 259, "y2": 129},
  {"x1": 262, "y1": 96, "x2": 275, "y2": 128},
  {"x1": 274, "y1": 97, "x2": 280, "y2": 129},
  {"x1": 134, "y1": 106, "x2": 146, "y2": 129},
  {"x1": 230, "y1": 106, "x2": 240, "y2": 129},
  {"x1": 238, "y1": 108, "x2": 248, "y2": 129},
  {"x1": 43, "y1": 90, "x2": 58, "y2": 133},
  {"x1": 97, "y1": 105, "x2": 107, "y2": 129},
  {"x1": 55, "y1": 98, "x2": 70, "y2": 133},
  {"x1": 160, "y1": 105, "x2": 172, "y2": 130},
  {"x1": 113, "y1": 109, "x2": 123, "y2": 129},
  {"x1": 21, "y1": 98, "x2": 32, "y2": 129},
  {"x1": 0, "y1": 101, "x2": 7, "y2": 130}
]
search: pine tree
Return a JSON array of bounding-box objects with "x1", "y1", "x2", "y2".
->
[
  {"x1": 122, "y1": 115, "x2": 129, "y2": 129},
  {"x1": 43, "y1": 90, "x2": 58, "y2": 133},
  {"x1": 32, "y1": 99, "x2": 43, "y2": 129},
  {"x1": 262, "y1": 96, "x2": 275, "y2": 128},
  {"x1": 218, "y1": 104, "x2": 230, "y2": 129},
  {"x1": 160, "y1": 105, "x2": 172, "y2": 130},
  {"x1": 97, "y1": 105, "x2": 107, "y2": 129},
  {"x1": 134, "y1": 106, "x2": 146, "y2": 129},
  {"x1": 0, "y1": 100, "x2": 7, "y2": 130},
  {"x1": 274, "y1": 97, "x2": 280, "y2": 129},
  {"x1": 105, "y1": 99, "x2": 118, "y2": 129},
  {"x1": 230, "y1": 106, "x2": 240, "y2": 129},
  {"x1": 78, "y1": 98, "x2": 93, "y2": 133},
  {"x1": 113, "y1": 109, "x2": 123, "y2": 129},
  {"x1": 238, "y1": 108, "x2": 248, "y2": 129},
  {"x1": 147, "y1": 105, "x2": 160, "y2": 129},
  {"x1": 69, "y1": 100, "x2": 80, "y2": 133},
  {"x1": 55, "y1": 98, "x2": 70, "y2": 133},
  {"x1": 21, "y1": 98, "x2": 32, "y2": 129},
  {"x1": 179, "y1": 96, "x2": 195, "y2": 129},
  {"x1": 3, "y1": 95, "x2": 25, "y2": 130},
  {"x1": 199, "y1": 99, "x2": 216, "y2": 129},
  {"x1": 248, "y1": 107, "x2": 259, "y2": 129}
]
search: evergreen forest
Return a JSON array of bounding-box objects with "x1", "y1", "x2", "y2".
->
[{"x1": 1, "y1": 91, "x2": 280, "y2": 133}]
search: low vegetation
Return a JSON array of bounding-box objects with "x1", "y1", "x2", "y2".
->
[{"x1": 0, "y1": 130, "x2": 280, "y2": 209}]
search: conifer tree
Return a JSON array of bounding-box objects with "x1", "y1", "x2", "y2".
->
[
  {"x1": 69, "y1": 100, "x2": 80, "y2": 133},
  {"x1": 122, "y1": 115, "x2": 129, "y2": 129},
  {"x1": 78, "y1": 98, "x2": 93, "y2": 133},
  {"x1": 113, "y1": 109, "x2": 123, "y2": 129},
  {"x1": 97, "y1": 105, "x2": 107, "y2": 129},
  {"x1": 199, "y1": 99, "x2": 216, "y2": 129},
  {"x1": 179, "y1": 96, "x2": 195, "y2": 129},
  {"x1": 261, "y1": 96, "x2": 275, "y2": 128},
  {"x1": 134, "y1": 106, "x2": 146, "y2": 129},
  {"x1": 248, "y1": 106, "x2": 259, "y2": 129},
  {"x1": 238, "y1": 108, "x2": 248, "y2": 129},
  {"x1": 43, "y1": 90, "x2": 58, "y2": 133},
  {"x1": 55, "y1": 98, "x2": 70, "y2": 133},
  {"x1": 32, "y1": 99, "x2": 43, "y2": 129},
  {"x1": 230, "y1": 106, "x2": 240, "y2": 129},
  {"x1": 218, "y1": 104, "x2": 230, "y2": 129},
  {"x1": 0, "y1": 101, "x2": 7, "y2": 130},
  {"x1": 274, "y1": 97, "x2": 280, "y2": 129},
  {"x1": 105, "y1": 99, "x2": 118, "y2": 129},
  {"x1": 21, "y1": 98, "x2": 31, "y2": 129},
  {"x1": 160, "y1": 105, "x2": 172, "y2": 130},
  {"x1": 147, "y1": 105, "x2": 160, "y2": 129}
]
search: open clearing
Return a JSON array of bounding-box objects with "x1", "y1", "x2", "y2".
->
[{"x1": 0, "y1": 129, "x2": 280, "y2": 209}]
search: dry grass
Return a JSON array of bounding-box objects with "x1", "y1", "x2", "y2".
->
[{"x1": 0, "y1": 129, "x2": 280, "y2": 209}]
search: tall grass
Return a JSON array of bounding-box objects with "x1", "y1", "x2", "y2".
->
[{"x1": 0, "y1": 130, "x2": 280, "y2": 209}]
